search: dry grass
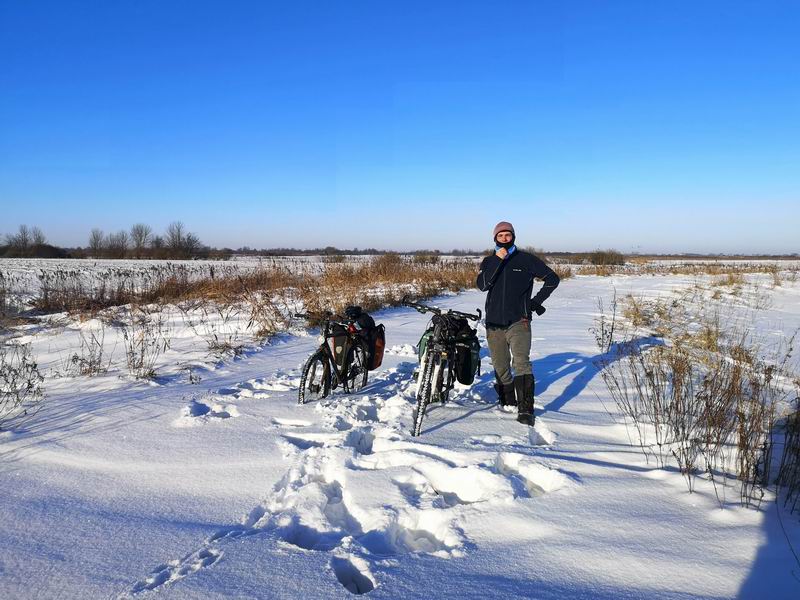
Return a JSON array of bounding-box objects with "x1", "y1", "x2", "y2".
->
[
  {"x1": 565, "y1": 261, "x2": 799, "y2": 279},
  {"x1": 12, "y1": 257, "x2": 479, "y2": 337},
  {"x1": 713, "y1": 273, "x2": 745, "y2": 287},
  {"x1": 577, "y1": 265, "x2": 614, "y2": 276},
  {"x1": 296, "y1": 256, "x2": 476, "y2": 318}
]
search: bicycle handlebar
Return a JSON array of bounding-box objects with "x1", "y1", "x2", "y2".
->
[
  {"x1": 400, "y1": 296, "x2": 481, "y2": 322},
  {"x1": 294, "y1": 311, "x2": 356, "y2": 330}
]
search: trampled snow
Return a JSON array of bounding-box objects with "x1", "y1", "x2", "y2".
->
[{"x1": 1, "y1": 273, "x2": 799, "y2": 599}]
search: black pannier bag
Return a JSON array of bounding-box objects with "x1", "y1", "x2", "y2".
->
[
  {"x1": 344, "y1": 305, "x2": 384, "y2": 371},
  {"x1": 368, "y1": 324, "x2": 386, "y2": 370},
  {"x1": 327, "y1": 323, "x2": 351, "y2": 370},
  {"x1": 453, "y1": 321, "x2": 481, "y2": 385}
]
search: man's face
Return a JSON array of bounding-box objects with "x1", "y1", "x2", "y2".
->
[{"x1": 496, "y1": 231, "x2": 513, "y2": 244}]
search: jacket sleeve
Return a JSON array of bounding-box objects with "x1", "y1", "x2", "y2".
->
[
  {"x1": 476, "y1": 257, "x2": 492, "y2": 291},
  {"x1": 530, "y1": 257, "x2": 560, "y2": 306}
]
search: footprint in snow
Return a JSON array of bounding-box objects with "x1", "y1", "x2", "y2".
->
[{"x1": 172, "y1": 399, "x2": 239, "y2": 427}]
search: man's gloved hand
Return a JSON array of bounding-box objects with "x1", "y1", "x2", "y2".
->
[{"x1": 530, "y1": 301, "x2": 546, "y2": 316}]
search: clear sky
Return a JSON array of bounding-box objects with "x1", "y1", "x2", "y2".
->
[{"x1": 1, "y1": 1, "x2": 798, "y2": 253}]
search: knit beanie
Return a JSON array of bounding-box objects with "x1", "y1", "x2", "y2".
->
[{"x1": 493, "y1": 221, "x2": 515, "y2": 241}]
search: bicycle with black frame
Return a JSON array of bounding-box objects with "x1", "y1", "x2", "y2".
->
[
  {"x1": 295, "y1": 309, "x2": 371, "y2": 404},
  {"x1": 402, "y1": 296, "x2": 481, "y2": 436}
]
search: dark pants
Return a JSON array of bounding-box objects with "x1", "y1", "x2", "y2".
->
[{"x1": 486, "y1": 319, "x2": 532, "y2": 385}]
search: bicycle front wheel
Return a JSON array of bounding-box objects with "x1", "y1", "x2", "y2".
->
[
  {"x1": 344, "y1": 343, "x2": 369, "y2": 394},
  {"x1": 299, "y1": 350, "x2": 330, "y2": 404},
  {"x1": 413, "y1": 352, "x2": 436, "y2": 436}
]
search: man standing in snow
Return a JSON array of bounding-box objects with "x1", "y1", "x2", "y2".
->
[{"x1": 476, "y1": 221, "x2": 560, "y2": 426}]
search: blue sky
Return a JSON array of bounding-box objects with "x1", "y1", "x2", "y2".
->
[{"x1": 1, "y1": 1, "x2": 798, "y2": 253}]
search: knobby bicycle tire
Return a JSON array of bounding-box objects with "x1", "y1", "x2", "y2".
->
[
  {"x1": 344, "y1": 343, "x2": 369, "y2": 393},
  {"x1": 413, "y1": 352, "x2": 436, "y2": 436},
  {"x1": 298, "y1": 350, "x2": 330, "y2": 404}
]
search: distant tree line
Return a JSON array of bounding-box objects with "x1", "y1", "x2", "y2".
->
[
  {"x1": 86, "y1": 221, "x2": 214, "y2": 259},
  {"x1": 1, "y1": 225, "x2": 67, "y2": 258},
  {"x1": 0, "y1": 222, "x2": 225, "y2": 260},
  {"x1": 2, "y1": 224, "x2": 796, "y2": 260}
]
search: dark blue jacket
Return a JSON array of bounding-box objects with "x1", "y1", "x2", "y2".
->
[{"x1": 476, "y1": 251, "x2": 560, "y2": 327}]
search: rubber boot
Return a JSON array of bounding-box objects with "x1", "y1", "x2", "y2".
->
[
  {"x1": 514, "y1": 374, "x2": 535, "y2": 426},
  {"x1": 494, "y1": 382, "x2": 517, "y2": 407},
  {"x1": 494, "y1": 382, "x2": 505, "y2": 406},
  {"x1": 503, "y1": 386, "x2": 516, "y2": 407}
]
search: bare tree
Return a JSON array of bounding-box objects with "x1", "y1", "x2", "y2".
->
[
  {"x1": 130, "y1": 223, "x2": 152, "y2": 258},
  {"x1": 89, "y1": 229, "x2": 104, "y2": 258},
  {"x1": 5, "y1": 225, "x2": 30, "y2": 252},
  {"x1": 105, "y1": 230, "x2": 129, "y2": 259},
  {"x1": 184, "y1": 232, "x2": 202, "y2": 256},
  {"x1": 166, "y1": 221, "x2": 185, "y2": 253},
  {"x1": 150, "y1": 235, "x2": 165, "y2": 250},
  {"x1": 30, "y1": 227, "x2": 47, "y2": 246}
]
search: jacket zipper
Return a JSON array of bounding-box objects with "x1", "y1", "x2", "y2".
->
[{"x1": 501, "y1": 259, "x2": 506, "y2": 324}]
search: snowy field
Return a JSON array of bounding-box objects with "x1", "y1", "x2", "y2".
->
[
  {"x1": 0, "y1": 255, "x2": 481, "y2": 304},
  {"x1": 1, "y1": 271, "x2": 800, "y2": 599}
]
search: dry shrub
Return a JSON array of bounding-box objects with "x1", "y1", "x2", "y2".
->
[
  {"x1": 596, "y1": 294, "x2": 797, "y2": 507},
  {"x1": 777, "y1": 387, "x2": 800, "y2": 513},
  {"x1": 62, "y1": 326, "x2": 110, "y2": 376},
  {"x1": 179, "y1": 300, "x2": 246, "y2": 358},
  {"x1": 622, "y1": 295, "x2": 655, "y2": 328},
  {"x1": 588, "y1": 249, "x2": 625, "y2": 266},
  {"x1": 412, "y1": 254, "x2": 441, "y2": 265},
  {"x1": 0, "y1": 343, "x2": 44, "y2": 431},
  {"x1": 552, "y1": 264, "x2": 573, "y2": 280},
  {"x1": 120, "y1": 306, "x2": 171, "y2": 379},
  {"x1": 767, "y1": 265, "x2": 782, "y2": 287},
  {"x1": 0, "y1": 271, "x2": 26, "y2": 330}
]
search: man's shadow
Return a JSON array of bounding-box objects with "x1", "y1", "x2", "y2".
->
[{"x1": 533, "y1": 337, "x2": 663, "y2": 415}]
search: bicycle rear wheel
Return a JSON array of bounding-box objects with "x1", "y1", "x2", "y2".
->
[
  {"x1": 299, "y1": 350, "x2": 330, "y2": 404},
  {"x1": 344, "y1": 343, "x2": 369, "y2": 393}
]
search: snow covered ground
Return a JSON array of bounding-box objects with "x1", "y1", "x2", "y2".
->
[{"x1": 1, "y1": 274, "x2": 799, "y2": 599}]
